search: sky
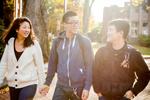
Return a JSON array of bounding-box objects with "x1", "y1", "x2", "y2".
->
[{"x1": 91, "y1": 0, "x2": 130, "y2": 22}]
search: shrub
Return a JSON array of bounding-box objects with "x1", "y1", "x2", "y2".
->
[{"x1": 138, "y1": 34, "x2": 150, "y2": 47}]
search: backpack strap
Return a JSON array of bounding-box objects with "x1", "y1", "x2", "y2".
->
[
  {"x1": 76, "y1": 34, "x2": 86, "y2": 66},
  {"x1": 55, "y1": 38, "x2": 61, "y2": 49},
  {"x1": 52, "y1": 37, "x2": 61, "y2": 72}
]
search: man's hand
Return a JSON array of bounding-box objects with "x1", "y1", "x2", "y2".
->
[
  {"x1": 124, "y1": 90, "x2": 135, "y2": 99},
  {"x1": 81, "y1": 89, "x2": 89, "y2": 100},
  {"x1": 39, "y1": 84, "x2": 50, "y2": 96}
]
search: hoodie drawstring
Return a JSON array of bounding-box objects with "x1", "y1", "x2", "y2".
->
[
  {"x1": 62, "y1": 35, "x2": 76, "y2": 50},
  {"x1": 72, "y1": 35, "x2": 76, "y2": 48},
  {"x1": 62, "y1": 38, "x2": 66, "y2": 50}
]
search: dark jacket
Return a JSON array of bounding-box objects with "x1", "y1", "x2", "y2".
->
[
  {"x1": 93, "y1": 43, "x2": 150, "y2": 97},
  {"x1": 45, "y1": 32, "x2": 94, "y2": 91}
]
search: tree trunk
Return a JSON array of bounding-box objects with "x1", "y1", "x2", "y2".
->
[
  {"x1": 23, "y1": 0, "x2": 49, "y2": 62},
  {"x1": 82, "y1": 0, "x2": 95, "y2": 33}
]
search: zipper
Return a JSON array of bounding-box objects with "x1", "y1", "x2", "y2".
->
[{"x1": 67, "y1": 40, "x2": 71, "y2": 87}]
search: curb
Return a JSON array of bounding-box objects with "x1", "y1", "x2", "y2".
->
[{"x1": 143, "y1": 56, "x2": 150, "y2": 59}]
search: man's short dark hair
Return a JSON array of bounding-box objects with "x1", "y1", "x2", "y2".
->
[
  {"x1": 62, "y1": 11, "x2": 77, "y2": 23},
  {"x1": 108, "y1": 19, "x2": 130, "y2": 39}
]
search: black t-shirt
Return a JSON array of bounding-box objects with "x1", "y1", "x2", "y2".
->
[
  {"x1": 14, "y1": 39, "x2": 24, "y2": 61},
  {"x1": 93, "y1": 43, "x2": 150, "y2": 97}
]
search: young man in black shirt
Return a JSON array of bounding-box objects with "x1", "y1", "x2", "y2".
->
[{"x1": 93, "y1": 19, "x2": 150, "y2": 100}]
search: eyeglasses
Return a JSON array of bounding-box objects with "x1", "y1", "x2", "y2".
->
[{"x1": 66, "y1": 21, "x2": 80, "y2": 25}]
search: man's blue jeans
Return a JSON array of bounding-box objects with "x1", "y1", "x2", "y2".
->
[
  {"x1": 99, "y1": 96, "x2": 130, "y2": 100},
  {"x1": 52, "y1": 84, "x2": 83, "y2": 100}
]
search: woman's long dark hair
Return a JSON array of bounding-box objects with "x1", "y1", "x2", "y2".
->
[{"x1": 2, "y1": 17, "x2": 36, "y2": 47}]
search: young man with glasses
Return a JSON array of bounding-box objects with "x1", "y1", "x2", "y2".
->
[{"x1": 40, "y1": 11, "x2": 94, "y2": 100}]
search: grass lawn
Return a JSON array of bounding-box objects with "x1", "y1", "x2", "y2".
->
[{"x1": 133, "y1": 45, "x2": 150, "y2": 56}]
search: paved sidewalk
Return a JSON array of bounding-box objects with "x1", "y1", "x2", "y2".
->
[
  {"x1": 34, "y1": 74, "x2": 98, "y2": 100},
  {"x1": 34, "y1": 58, "x2": 150, "y2": 100}
]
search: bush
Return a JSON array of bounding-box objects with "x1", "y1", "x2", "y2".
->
[
  {"x1": 128, "y1": 37, "x2": 139, "y2": 45},
  {"x1": 138, "y1": 34, "x2": 150, "y2": 47}
]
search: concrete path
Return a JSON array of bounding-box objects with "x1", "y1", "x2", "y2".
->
[{"x1": 34, "y1": 59, "x2": 150, "y2": 100}]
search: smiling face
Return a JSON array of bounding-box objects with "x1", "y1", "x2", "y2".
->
[{"x1": 16, "y1": 21, "x2": 31, "y2": 39}]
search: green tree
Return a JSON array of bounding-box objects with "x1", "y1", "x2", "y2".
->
[
  {"x1": 3, "y1": 0, "x2": 14, "y2": 28},
  {"x1": 83, "y1": 0, "x2": 95, "y2": 33},
  {"x1": 46, "y1": 0, "x2": 64, "y2": 35},
  {"x1": 0, "y1": 0, "x2": 14, "y2": 59}
]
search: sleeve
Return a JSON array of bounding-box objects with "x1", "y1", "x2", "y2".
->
[
  {"x1": 0, "y1": 45, "x2": 8, "y2": 86},
  {"x1": 44, "y1": 39, "x2": 58, "y2": 86},
  {"x1": 83, "y1": 38, "x2": 94, "y2": 91},
  {"x1": 33, "y1": 41, "x2": 46, "y2": 86},
  {"x1": 92, "y1": 49, "x2": 101, "y2": 93},
  {"x1": 131, "y1": 51, "x2": 150, "y2": 95}
]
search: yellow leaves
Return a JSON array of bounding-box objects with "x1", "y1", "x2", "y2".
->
[
  {"x1": 131, "y1": 0, "x2": 144, "y2": 6},
  {"x1": 146, "y1": 6, "x2": 150, "y2": 10},
  {"x1": 54, "y1": 0, "x2": 64, "y2": 4},
  {"x1": 0, "y1": 87, "x2": 9, "y2": 94}
]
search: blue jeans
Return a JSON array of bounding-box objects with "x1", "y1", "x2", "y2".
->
[
  {"x1": 9, "y1": 84, "x2": 37, "y2": 100},
  {"x1": 52, "y1": 84, "x2": 83, "y2": 100},
  {"x1": 99, "y1": 96, "x2": 130, "y2": 100},
  {"x1": 99, "y1": 96, "x2": 105, "y2": 100}
]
